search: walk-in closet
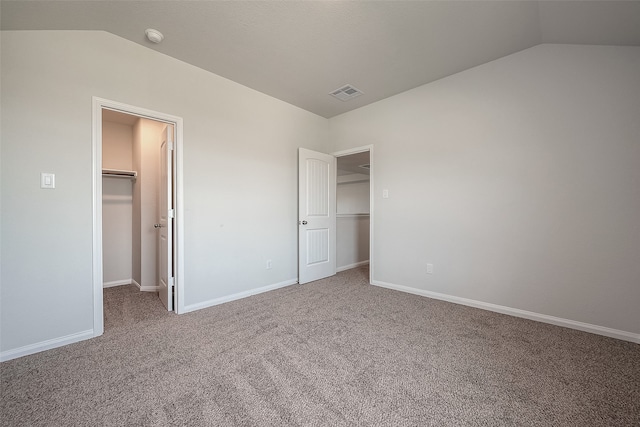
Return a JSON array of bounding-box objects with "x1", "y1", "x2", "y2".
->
[
  {"x1": 102, "y1": 109, "x2": 167, "y2": 296},
  {"x1": 336, "y1": 152, "x2": 370, "y2": 272}
]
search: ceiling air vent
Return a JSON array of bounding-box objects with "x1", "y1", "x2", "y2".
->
[{"x1": 330, "y1": 84, "x2": 363, "y2": 102}]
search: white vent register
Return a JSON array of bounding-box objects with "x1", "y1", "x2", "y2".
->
[{"x1": 330, "y1": 85, "x2": 363, "y2": 102}]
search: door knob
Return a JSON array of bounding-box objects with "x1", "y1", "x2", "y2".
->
[
  {"x1": 154, "y1": 223, "x2": 165, "y2": 228},
  {"x1": 299, "y1": 220, "x2": 308, "y2": 225}
]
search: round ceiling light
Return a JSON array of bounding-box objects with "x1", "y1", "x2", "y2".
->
[{"x1": 145, "y1": 28, "x2": 164, "y2": 44}]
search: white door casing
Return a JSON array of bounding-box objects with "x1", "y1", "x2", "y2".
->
[
  {"x1": 298, "y1": 148, "x2": 337, "y2": 284},
  {"x1": 158, "y1": 126, "x2": 174, "y2": 311},
  {"x1": 93, "y1": 97, "x2": 184, "y2": 337}
]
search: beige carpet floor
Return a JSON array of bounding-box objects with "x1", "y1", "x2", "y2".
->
[{"x1": 1, "y1": 267, "x2": 638, "y2": 426}]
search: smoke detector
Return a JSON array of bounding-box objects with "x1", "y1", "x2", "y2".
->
[
  {"x1": 329, "y1": 85, "x2": 363, "y2": 102},
  {"x1": 145, "y1": 28, "x2": 164, "y2": 44}
]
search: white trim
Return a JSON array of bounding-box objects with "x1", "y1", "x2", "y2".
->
[
  {"x1": 92, "y1": 97, "x2": 104, "y2": 337},
  {"x1": 0, "y1": 330, "x2": 94, "y2": 362},
  {"x1": 92, "y1": 97, "x2": 185, "y2": 335},
  {"x1": 372, "y1": 280, "x2": 640, "y2": 344},
  {"x1": 130, "y1": 278, "x2": 157, "y2": 292},
  {"x1": 174, "y1": 120, "x2": 185, "y2": 314},
  {"x1": 103, "y1": 279, "x2": 132, "y2": 288},
  {"x1": 182, "y1": 279, "x2": 297, "y2": 314},
  {"x1": 337, "y1": 260, "x2": 369, "y2": 273},
  {"x1": 332, "y1": 145, "x2": 374, "y2": 285}
]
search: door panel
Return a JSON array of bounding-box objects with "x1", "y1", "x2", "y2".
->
[
  {"x1": 306, "y1": 228, "x2": 329, "y2": 265},
  {"x1": 306, "y1": 159, "x2": 329, "y2": 215},
  {"x1": 299, "y1": 148, "x2": 336, "y2": 284},
  {"x1": 158, "y1": 125, "x2": 174, "y2": 311}
]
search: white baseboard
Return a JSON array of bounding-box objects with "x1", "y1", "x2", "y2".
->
[
  {"x1": 337, "y1": 260, "x2": 369, "y2": 273},
  {"x1": 183, "y1": 278, "x2": 298, "y2": 314},
  {"x1": 130, "y1": 278, "x2": 159, "y2": 292},
  {"x1": 372, "y1": 280, "x2": 640, "y2": 344},
  {"x1": 0, "y1": 329, "x2": 94, "y2": 362},
  {"x1": 103, "y1": 279, "x2": 132, "y2": 288}
]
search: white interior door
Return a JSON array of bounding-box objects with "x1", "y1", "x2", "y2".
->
[
  {"x1": 298, "y1": 148, "x2": 336, "y2": 284},
  {"x1": 158, "y1": 125, "x2": 174, "y2": 311}
]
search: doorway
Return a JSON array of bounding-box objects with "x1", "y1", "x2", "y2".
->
[
  {"x1": 92, "y1": 97, "x2": 184, "y2": 338},
  {"x1": 297, "y1": 146, "x2": 373, "y2": 285},
  {"x1": 334, "y1": 147, "x2": 372, "y2": 283}
]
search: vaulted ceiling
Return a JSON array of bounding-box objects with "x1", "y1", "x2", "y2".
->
[{"x1": 2, "y1": 1, "x2": 640, "y2": 118}]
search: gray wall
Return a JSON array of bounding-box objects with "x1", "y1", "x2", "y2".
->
[
  {"x1": 2, "y1": 33, "x2": 638, "y2": 358},
  {"x1": 330, "y1": 44, "x2": 640, "y2": 336},
  {"x1": 132, "y1": 118, "x2": 165, "y2": 290},
  {"x1": 1, "y1": 31, "x2": 327, "y2": 355},
  {"x1": 102, "y1": 120, "x2": 134, "y2": 285}
]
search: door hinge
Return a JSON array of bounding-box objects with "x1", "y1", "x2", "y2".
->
[
  {"x1": 168, "y1": 139, "x2": 175, "y2": 151},
  {"x1": 169, "y1": 209, "x2": 175, "y2": 218},
  {"x1": 170, "y1": 277, "x2": 175, "y2": 287}
]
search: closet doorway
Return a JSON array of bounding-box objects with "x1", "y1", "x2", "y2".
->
[
  {"x1": 92, "y1": 98, "x2": 184, "y2": 337},
  {"x1": 334, "y1": 147, "x2": 372, "y2": 281},
  {"x1": 297, "y1": 146, "x2": 373, "y2": 284}
]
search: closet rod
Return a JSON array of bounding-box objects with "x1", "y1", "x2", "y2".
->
[{"x1": 102, "y1": 169, "x2": 137, "y2": 180}]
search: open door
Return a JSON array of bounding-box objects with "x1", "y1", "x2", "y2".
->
[
  {"x1": 298, "y1": 148, "x2": 337, "y2": 284},
  {"x1": 157, "y1": 125, "x2": 174, "y2": 310}
]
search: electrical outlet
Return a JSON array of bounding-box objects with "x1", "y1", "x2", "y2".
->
[
  {"x1": 426, "y1": 263, "x2": 434, "y2": 274},
  {"x1": 266, "y1": 260, "x2": 272, "y2": 270}
]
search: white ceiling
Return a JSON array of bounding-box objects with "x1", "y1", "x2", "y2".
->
[{"x1": 2, "y1": 1, "x2": 640, "y2": 118}]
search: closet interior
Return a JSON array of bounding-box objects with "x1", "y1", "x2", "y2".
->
[
  {"x1": 336, "y1": 152, "x2": 370, "y2": 272},
  {"x1": 102, "y1": 109, "x2": 167, "y2": 295}
]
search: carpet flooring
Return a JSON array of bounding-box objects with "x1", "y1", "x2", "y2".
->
[{"x1": 1, "y1": 267, "x2": 638, "y2": 426}]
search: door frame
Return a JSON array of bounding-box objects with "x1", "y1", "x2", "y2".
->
[
  {"x1": 91, "y1": 97, "x2": 185, "y2": 337},
  {"x1": 332, "y1": 145, "x2": 374, "y2": 284}
]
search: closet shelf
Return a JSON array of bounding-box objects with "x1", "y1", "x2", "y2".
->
[
  {"x1": 337, "y1": 213, "x2": 370, "y2": 218},
  {"x1": 102, "y1": 168, "x2": 137, "y2": 180}
]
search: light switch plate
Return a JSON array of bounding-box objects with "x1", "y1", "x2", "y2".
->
[
  {"x1": 41, "y1": 173, "x2": 55, "y2": 189},
  {"x1": 382, "y1": 189, "x2": 389, "y2": 199}
]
